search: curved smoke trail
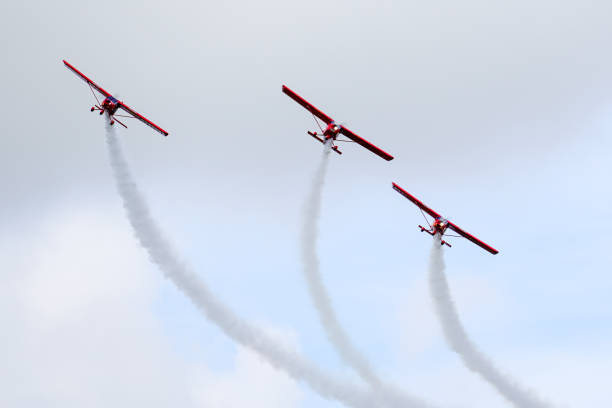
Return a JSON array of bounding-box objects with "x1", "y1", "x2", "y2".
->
[
  {"x1": 301, "y1": 146, "x2": 433, "y2": 408},
  {"x1": 104, "y1": 124, "x2": 382, "y2": 408},
  {"x1": 427, "y1": 237, "x2": 554, "y2": 408},
  {"x1": 301, "y1": 149, "x2": 380, "y2": 384}
]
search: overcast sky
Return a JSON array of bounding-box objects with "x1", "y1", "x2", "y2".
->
[{"x1": 2, "y1": 1, "x2": 611, "y2": 407}]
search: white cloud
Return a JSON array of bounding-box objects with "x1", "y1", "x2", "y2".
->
[
  {"x1": 192, "y1": 344, "x2": 303, "y2": 408},
  {"x1": 16, "y1": 208, "x2": 154, "y2": 327},
  {"x1": 0, "y1": 207, "x2": 303, "y2": 408}
]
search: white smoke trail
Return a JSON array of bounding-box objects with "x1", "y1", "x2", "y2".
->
[
  {"x1": 427, "y1": 237, "x2": 554, "y2": 408},
  {"x1": 301, "y1": 149, "x2": 381, "y2": 384},
  {"x1": 300, "y1": 145, "x2": 433, "y2": 408},
  {"x1": 104, "y1": 124, "x2": 382, "y2": 408}
]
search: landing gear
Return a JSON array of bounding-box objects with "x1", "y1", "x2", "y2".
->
[
  {"x1": 90, "y1": 107, "x2": 95, "y2": 112},
  {"x1": 110, "y1": 120, "x2": 115, "y2": 126},
  {"x1": 99, "y1": 110, "x2": 104, "y2": 115},
  {"x1": 418, "y1": 225, "x2": 435, "y2": 236}
]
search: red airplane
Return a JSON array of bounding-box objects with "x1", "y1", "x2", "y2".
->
[
  {"x1": 392, "y1": 182, "x2": 499, "y2": 254},
  {"x1": 63, "y1": 60, "x2": 168, "y2": 136},
  {"x1": 282, "y1": 85, "x2": 393, "y2": 161}
]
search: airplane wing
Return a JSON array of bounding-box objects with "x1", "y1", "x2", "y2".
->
[
  {"x1": 282, "y1": 85, "x2": 334, "y2": 125},
  {"x1": 63, "y1": 60, "x2": 111, "y2": 98},
  {"x1": 118, "y1": 102, "x2": 169, "y2": 136},
  {"x1": 447, "y1": 221, "x2": 499, "y2": 255},
  {"x1": 339, "y1": 127, "x2": 394, "y2": 161},
  {"x1": 392, "y1": 183, "x2": 441, "y2": 219}
]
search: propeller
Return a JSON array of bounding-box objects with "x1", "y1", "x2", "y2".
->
[{"x1": 330, "y1": 121, "x2": 348, "y2": 131}]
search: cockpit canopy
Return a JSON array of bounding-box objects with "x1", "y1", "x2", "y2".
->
[
  {"x1": 434, "y1": 217, "x2": 448, "y2": 226},
  {"x1": 327, "y1": 122, "x2": 341, "y2": 133}
]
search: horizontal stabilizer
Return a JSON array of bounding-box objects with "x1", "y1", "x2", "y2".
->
[{"x1": 307, "y1": 132, "x2": 341, "y2": 155}]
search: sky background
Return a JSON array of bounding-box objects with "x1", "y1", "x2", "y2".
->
[{"x1": 1, "y1": 1, "x2": 611, "y2": 407}]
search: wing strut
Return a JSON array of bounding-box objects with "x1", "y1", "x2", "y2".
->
[
  {"x1": 88, "y1": 83, "x2": 101, "y2": 106},
  {"x1": 419, "y1": 208, "x2": 432, "y2": 229},
  {"x1": 312, "y1": 113, "x2": 325, "y2": 134}
]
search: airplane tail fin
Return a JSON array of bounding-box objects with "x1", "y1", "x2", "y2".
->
[
  {"x1": 110, "y1": 116, "x2": 128, "y2": 129},
  {"x1": 308, "y1": 131, "x2": 342, "y2": 155}
]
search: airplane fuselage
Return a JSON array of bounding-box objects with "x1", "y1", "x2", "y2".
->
[
  {"x1": 432, "y1": 218, "x2": 449, "y2": 236},
  {"x1": 100, "y1": 96, "x2": 120, "y2": 115},
  {"x1": 323, "y1": 122, "x2": 341, "y2": 141},
  {"x1": 90, "y1": 96, "x2": 127, "y2": 128},
  {"x1": 420, "y1": 217, "x2": 452, "y2": 247},
  {"x1": 91, "y1": 96, "x2": 120, "y2": 116}
]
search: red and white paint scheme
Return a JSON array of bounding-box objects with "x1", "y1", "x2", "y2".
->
[
  {"x1": 392, "y1": 182, "x2": 499, "y2": 254},
  {"x1": 282, "y1": 85, "x2": 393, "y2": 161},
  {"x1": 63, "y1": 60, "x2": 168, "y2": 136}
]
